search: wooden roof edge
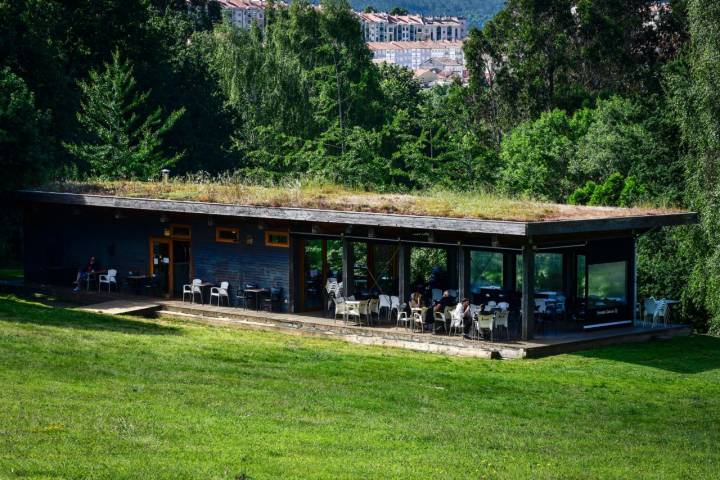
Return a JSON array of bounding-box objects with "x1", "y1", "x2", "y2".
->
[
  {"x1": 526, "y1": 212, "x2": 698, "y2": 237},
  {"x1": 19, "y1": 190, "x2": 529, "y2": 237}
]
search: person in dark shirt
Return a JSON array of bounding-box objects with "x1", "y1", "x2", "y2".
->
[{"x1": 73, "y1": 256, "x2": 100, "y2": 292}]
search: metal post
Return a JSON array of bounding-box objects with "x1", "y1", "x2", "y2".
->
[
  {"x1": 521, "y1": 243, "x2": 535, "y2": 340},
  {"x1": 457, "y1": 244, "x2": 469, "y2": 300},
  {"x1": 342, "y1": 235, "x2": 354, "y2": 298},
  {"x1": 632, "y1": 236, "x2": 638, "y2": 324},
  {"x1": 398, "y1": 243, "x2": 411, "y2": 305}
]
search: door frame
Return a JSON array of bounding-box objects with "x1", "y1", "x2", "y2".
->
[
  {"x1": 149, "y1": 237, "x2": 174, "y2": 297},
  {"x1": 298, "y1": 237, "x2": 328, "y2": 312}
]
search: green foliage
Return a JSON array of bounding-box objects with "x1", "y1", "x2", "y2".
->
[
  {"x1": 0, "y1": 67, "x2": 51, "y2": 191},
  {"x1": 665, "y1": 0, "x2": 720, "y2": 334},
  {"x1": 498, "y1": 109, "x2": 586, "y2": 201},
  {"x1": 64, "y1": 51, "x2": 185, "y2": 180}
]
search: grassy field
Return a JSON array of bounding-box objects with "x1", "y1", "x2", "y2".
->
[
  {"x1": 1, "y1": 295, "x2": 719, "y2": 479},
  {"x1": 0, "y1": 267, "x2": 23, "y2": 281}
]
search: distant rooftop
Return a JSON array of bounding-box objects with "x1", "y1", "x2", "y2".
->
[{"x1": 367, "y1": 40, "x2": 464, "y2": 50}]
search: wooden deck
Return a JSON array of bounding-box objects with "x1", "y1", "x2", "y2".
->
[{"x1": 0, "y1": 283, "x2": 691, "y2": 359}]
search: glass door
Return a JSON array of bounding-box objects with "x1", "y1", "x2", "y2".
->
[
  {"x1": 150, "y1": 238, "x2": 172, "y2": 296},
  {"x1": 302, "y1": 239, "x2": 324, "y2": 311}
]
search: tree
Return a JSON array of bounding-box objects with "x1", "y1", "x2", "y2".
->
[
  {"x1": 497, "y1": 108, "x2": 588, "y2": 201},
  {"x1": 64, "y1": 50, "x2": 184, "y2": 179},
  {"x1": 389, "y1": 7, "x2": 409, "y2": 15},
  {"x1": 666, "y1": 0, "x2": 720, "y2": 333},
  {"x1": 0, "y1": 67, "x2": 51, "y2": 192}
]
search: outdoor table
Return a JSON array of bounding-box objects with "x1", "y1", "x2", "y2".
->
[
  {"x1": 244, "y1": 288, "x2": 269, "y2": 311},
  {"x1": 196, "y1": 282, "x2": 214, "y2": 304},
  {"x1": 126, "y1": 274, "x2": 149, "y2": 295}
]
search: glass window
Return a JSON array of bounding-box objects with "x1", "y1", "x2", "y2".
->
[
  {"x1": 516, "y1": 253, "x2": 563, "y2": 292},
  {"x1": 577, "y1": 254, "x2": 586, "y2": 298},
  {"x1": 171, "y1": 224, "x2": 191, "y2": 239},
  {"x1": 588, "y1": 261, "x2": 627, "y2": 307},
  {"x1": 265, "y1": 231, "x2": 289, "y2": 247},
  {"x1": 215, "y1": 227, "x2": 239, "y2": 243},
  {"x1": 470, "y1": 251, "x2": 503, "y2": 292}
]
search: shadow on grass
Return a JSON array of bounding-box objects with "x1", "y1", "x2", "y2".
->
[
  {"x1": 573, "y1": 334, "x2": 720, "y2": 374},
  {"x1": 0, "y1": 295, "x2": 179, "y2": 336}
]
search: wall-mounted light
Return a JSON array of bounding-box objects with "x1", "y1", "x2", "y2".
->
[
  {"x1": 207, "y1": 216, "x2": 214, "y2": 226},
  {"x1": 114, "y1": 210, "x2": 124, "y2": 220},
  {"x1": 258, "y1": 221, "x2": 266, "y2": 230},
  {"x1": 163, "y1": 228, "x2": 171, "y2": 237},
  {"x1": 311, "y1": 224, "x2": 320, "y2": 234},
  {"x1": 368, "y1": 228, "x2": 376, "y2": 238},
  {"x1": 159, "y1": 213, "x2": 169, "y2": 223},
  {"x1": 245, "y1": 235, "x2": 254, "y2": 246}
]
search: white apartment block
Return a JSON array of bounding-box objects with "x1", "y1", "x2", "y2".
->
[
  {"x1": 216, "y1": 0, "x2": 269, "y2": 29},
  {"x1": 358, "y1": 13, "x2": 467, "y2": 42},
  {"x1": 368, "y1": 40, "x2": 465, "y2": 71}
]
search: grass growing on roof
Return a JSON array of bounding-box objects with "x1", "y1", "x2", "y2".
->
[
  {"x1": 1, "y1": 294, "x2": 719, "y2": 479},
  {"x1": 41, "y1": 175, "x2": 679, "y2": 222}
]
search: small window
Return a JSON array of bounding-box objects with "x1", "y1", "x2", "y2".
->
[
  {"x1": 171, "y1": 224, "x2": 191, "y2": 239},
  {"x1": 265, "y1": 230, "x2": 289, "y2": 248},
  {"x1": 216, "y1": 227, "x2": 240, "y2": 244}
]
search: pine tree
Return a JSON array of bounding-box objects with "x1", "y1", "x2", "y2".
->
[{"x1": 64, "y1": 50, "x2": 184, "y2": 179}]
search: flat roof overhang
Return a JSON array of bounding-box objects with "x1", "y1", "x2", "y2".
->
[{"x1": 20, "y1": 191, "x2": 698, "y2": 239}]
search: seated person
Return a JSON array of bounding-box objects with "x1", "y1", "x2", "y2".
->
[
  {"x1": 433, "y1": 290, "x2": 455, "y2": 313},
  {"x1": 409, "y1": 291, "x2": 423, "y2": 309},
  {"x1": 73, "y1": 256, "x2": 100, "y2": 292},
  {"x1": 453, "y1": 297, "x2": 477, "y2": 337}
]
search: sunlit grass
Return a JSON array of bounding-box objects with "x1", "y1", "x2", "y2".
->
[
  {"x1": 1, "y1": 294, "x2": 719, "y2": 479},
  {"x1": 40, "y1": 175, "x2": 679, "y2": 222}
]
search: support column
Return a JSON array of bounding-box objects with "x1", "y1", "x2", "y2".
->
[
  {"x1": 342, "y1": 235, "x2": 354, "y2": 298},
  {"x1": 631, "y1": 236, "x2": 638, "y2": 323},
  {"x1": 288, "y1": 235, "x2": 297, "y2": 313},
  {"x1": 457, "y1": 244, "x2": 470, "y2": 300},
  {"x1": 398, "y1": 242, "x2": 411, "y2": 305},
  {"x1": 503, "y1": 253, "x2": 516, "y2": 292},
  {"x1": 521, "y1": 243, "x2": 535, "y2": 340}
]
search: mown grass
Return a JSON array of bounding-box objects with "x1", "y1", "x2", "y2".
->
[
  {"x1": 1, "y1": 294, "x2": 719, "y2": 479},
  {"x1": 40, "y1": 177, "x2": 678, "y2": 222},
  {"x1": 0, "y1": 267, "x2": 22, "y2": 281}
]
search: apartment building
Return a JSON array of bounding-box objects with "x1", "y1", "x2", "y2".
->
[
  {"x1": 216, "y1": 0, "x2": 270, "y2": 29},
  {"x1": 368, "y1": 40, "x2": 465, "y2": 71},
  {"x1": 358, "y1": 12, "x2": 467, "y2": 42}
]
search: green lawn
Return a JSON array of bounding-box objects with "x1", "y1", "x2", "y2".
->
[
  {"x1": 1, "y1": 295, "x2": 719, "y2": 479},
  {"x1": 0, "y1": 267, "x2": 23, "y2": 281}
]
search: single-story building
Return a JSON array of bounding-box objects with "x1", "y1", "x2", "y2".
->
[{"x1": 19, "y1": 185, "x2": 697, "y2": 340}]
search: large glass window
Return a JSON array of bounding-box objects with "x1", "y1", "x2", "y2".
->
[
  {"x1": 516, "y1": 253, "x2": 564, "y2": 292},
  {"x1": 577, "y1": 254, "x2": 586, "y2": 298},
  {"x1": 588, "y1": 261, "x2": 627, "y2": 307},
  {"x1": 470, "y1": 251, "x2": 503, "y2": 292}
]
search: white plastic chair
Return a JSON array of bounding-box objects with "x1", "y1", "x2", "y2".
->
[
  {"x1": 390, "y1": 296, "x2": 400, "y2": 321},
  {"x1": 396, "y1": 310, "x2": 411, "y2": 329},
  {"x1": 412, "y1": 310, "x2": 425, "y2": 333},
  {"x1": 333, "y1": 297, "x2": 348, "y2": 322},
  {"x1": 433, "y1": 311, "x2": 447, "y2": 334},
  {"x1": 653, "y1": 300, "x2": 669, "y2": 327},
  {"x1": 643, "y1": 297, "x2": 657, "y2": 327},
  {"x1": 210, "y1": 281, "x2": 229, "y2": 306},
  {"x1": 368, "y1": 298, "x2": 380, "y2": 324},
  {"x1": 98, "y1": 269, "x2": 117, "y2": 292},
  {"x1": 475, "y1": 313, "x2": 494, "y2": 341},
  {"x1": 494, "y1": 310, "x2": 509, "y2": 340},
  {"x1": 183, "y1": 279, "x2": 203, "y2": 304},
  {"x1": 345, "y1": 302, "x2": 361, "y2": 325},
  {"x1": 449, "y1": 308, "x2": 464, "y2": 336},
  {"x1": 357, "y1": 300, "x2": 371, "y2": 326}
]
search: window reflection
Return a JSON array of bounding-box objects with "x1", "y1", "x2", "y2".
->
[{"x1": 588, "y1": 261, "x2": 627, "y2": 308}]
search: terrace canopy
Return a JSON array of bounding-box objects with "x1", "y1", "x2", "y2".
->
[{"x1": 20, "y1": 187, "x2": 696, "y2": 340}]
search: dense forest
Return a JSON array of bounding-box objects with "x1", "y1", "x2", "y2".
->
[
  {"x1": 350, "y1": 0, "x2": 505, "y2": 26},
  {"x1": 2, "y1": 0, "x2": 720, "y2": 333}
]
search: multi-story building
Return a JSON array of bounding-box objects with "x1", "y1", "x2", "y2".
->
[
  {"x1": 216, "y1": 0, "x2": 270, "y2": 29},
  {"x1": 358, "y1": 13, "x2": 467, "y2": 42},
  {"x1": 368, "y1": 40, "x2": 465, "y2": 71}
]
